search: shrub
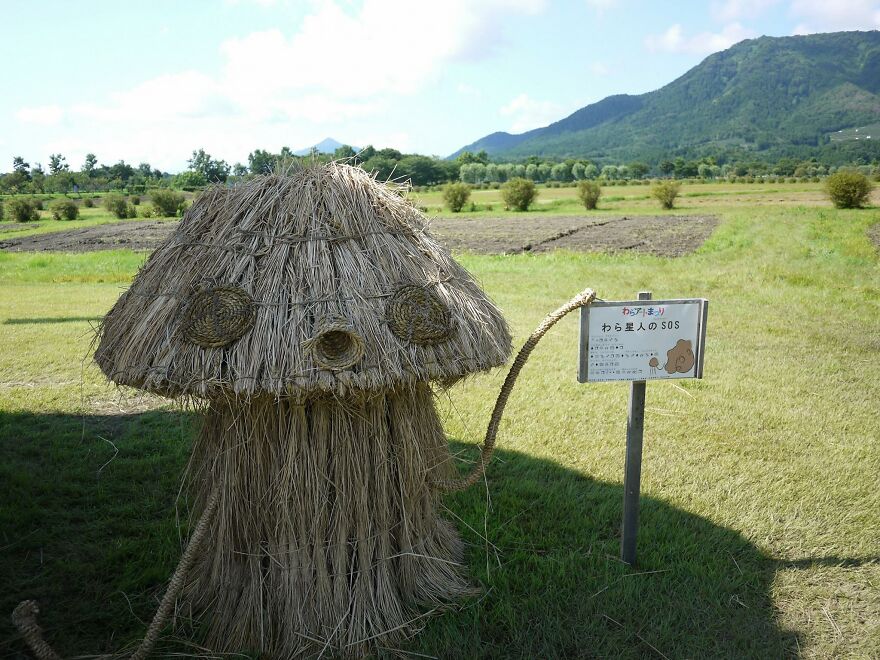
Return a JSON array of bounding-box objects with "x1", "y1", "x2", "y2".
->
[
  {"x1": 151, "y1": 189, "x2": 187, "y2": 217},
  {"x1": 104, "y1": 194, "x2": 135, "y2": 219},
  {"x1": 652, "y1": 181, "x2": 680, "y2": 209},
  {"x1": 30, "y1": 197, "x2": 44, "y2": 210},
  {"x1": 138, "y1": 203, "x2": 157, "y2": 218},
  {"x1": 442, "y1": 182, "x2": 471, "y2": 213},
  {"x1": 7, "y1": 197, "x2": 41, "y2": 222},
  {"x1": 577, "y1": 180, "x2": 601, "y2": 210},
  {"x1": 501, "y1": 177, "x2": 538, "y2": 211},
  {"x1": 49, "y1": 198, "x2": 79, "y2": 221},
  {"x1": 0, "y1": 200, "x2": 4, "y2": 220},
  {"x1": 83, "y1": 197, "x2": 94, "y2": 208},
  {"x1": 130, "y1": 195, "x2": 140, "y2": 206},
  {"x1": 825, "y1": 171, "x2": 873, "y2": 209}
]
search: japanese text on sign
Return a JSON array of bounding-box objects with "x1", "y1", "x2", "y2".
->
[{"x1": 578, "y1": 299, "x2": 708, "y2": 383}]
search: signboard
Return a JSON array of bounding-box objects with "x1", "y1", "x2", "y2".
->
[{"x1": 579, "y1": 298, "x2": 708, "y2": 383}]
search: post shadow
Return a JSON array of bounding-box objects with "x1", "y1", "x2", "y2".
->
[{"x1": 2, "y1": 411, "x2": 804, "y2": 658}]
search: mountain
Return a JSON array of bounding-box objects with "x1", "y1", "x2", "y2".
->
[
  {"x1": 451, "y1": 31, "x2": 880, "y2": 164},
  {"x1": 294, "y1": 138, "x2": 359, "y2": 156}
]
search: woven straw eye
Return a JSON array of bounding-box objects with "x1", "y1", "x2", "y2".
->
[
  {"x1": 181, "y1": 285, "x2": 255, "y2": 348},
  {"x1": 386, "y1": 285, "x2": 452, "y2": 345},
  {"x1": 306, "y1": 320, "x2": 365, "y2": 371}
]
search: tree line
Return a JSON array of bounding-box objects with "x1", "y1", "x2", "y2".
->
[{"x1": 1, "y1": 145, "x2": 877, "y2": 196}]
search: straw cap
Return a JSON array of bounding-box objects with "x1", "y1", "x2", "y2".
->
[{"x1": 95, "y1": 162, "x2": 512, "y2": 399}]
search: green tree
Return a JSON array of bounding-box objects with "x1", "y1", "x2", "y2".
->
[
  {"x1": 173, "y1": 170, "x2": 208, "y2": 189},
  {"x1": 551, "y1": 162, "x2": 572, "y2": 182},
  {"x1": 151, "y1": 189, "x2": 188, "y2": 216},
  {"x1": 825, "y1": 171, "x2": 873, "y2": 208},
  {"x1": 442, "y1": 182, "x2": 471, "y2": 212},
  {"x1": 652, "y1": 181, "x2": 681, "y2": 209},
  {"x1": 396, "y1": 155, "x2": 441, "y2": 186},
  {"x1": 501, "y1": 177, "x2": 537, "y2": 211},
  {"x1": 82, "y1": 153, "x2": 98, "y2": 176},
  {"x1": 103, "y1": 194, "x2": 135, "y2": 219},
  {"x1": 659, "y1": 160, "x2": 675, "y2": 177},
  {"x1": 361, "y1": 156, "x2": 397, "y2": 181},
  {"x1": 48, "y1": 154, "x2": 68, "y2": 175},
  {"x1": 7, "y1": 197, "x2": 40, "y2": 222},
  {"x1": 628, "y1": 162, "x2": 649, "y2": 179},
  {"x1": 577, "y1": 180, "x2": 601, "y2": 209},
  {"x1": 333, "y1": 144, "x2": 357, "y2": 159},
  {"x1": 188, "y1": 149, "x2": 230, "y2": 182},
  {"x1": 13, "y1": 156, "x2": 30, "y2": 175},
  {"x1": 248, "y1": 149, "x2": 276, "y2": 174},
  {"x1": 49, "y1": 198, "x2": 79, "y2": 220}
]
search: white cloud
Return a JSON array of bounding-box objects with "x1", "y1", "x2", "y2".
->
[
  {"x1": 711, "y1": 0, "x2": 778, "y2": 22},
  {"x1": 788, "y1": 0, "x2": 880, "y2": 33},
  {"x1": 644, "y1": 22, "x2": 755, "y2": 55},
  {"x1": 500, "y1": 93, "x2": 561, "y2": 133},
  {"x1": 15, "y1": 0, "x2": 546, "y2": 170},
  {"x1": 590, "y1": 61, "x2": 611, "y2": 76},
  {"x1": 16, "y1": 105, "x2": 64, "y2": 125}
]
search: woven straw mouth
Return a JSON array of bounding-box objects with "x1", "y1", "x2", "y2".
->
[{"x1": 306, "y1": 320, "x2": 365, "y2": 371}]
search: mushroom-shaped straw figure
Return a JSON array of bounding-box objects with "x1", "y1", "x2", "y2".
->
[{"x1": 92, "y1": 162, "x2": 515, "y2": 657}]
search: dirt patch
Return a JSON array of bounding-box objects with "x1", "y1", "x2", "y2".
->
[
  {"x1": 0, "y1": 222, "x2": 42, "y2": 233},
  {"x1": 868, "y1": 223, "x2": 880, "y2": 252},
  {"x1": 530, "y1": 215, "x2": 719, "y2": 257},
  {"x1": 0, "y1": 220, "x2": 178, "y2": 252},
  {"x1": 0, "y1": 215, "x2": 718, "y2": 257},
  {"x1": 429, "y1": 214, "x2": 718, "y2": 257}
]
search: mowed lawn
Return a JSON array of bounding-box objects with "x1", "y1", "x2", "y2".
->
[{"x1": 0, "y1": 197, "x2": 878, "y2": 658}]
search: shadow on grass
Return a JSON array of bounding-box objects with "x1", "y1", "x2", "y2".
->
[{"x1": 1, "y1": 411, "x2": 802, "y2": 659}]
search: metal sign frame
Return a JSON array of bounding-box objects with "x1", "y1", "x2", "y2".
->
[{"x1": 578, "y1": 297, "x2": 709, "y2": 383}]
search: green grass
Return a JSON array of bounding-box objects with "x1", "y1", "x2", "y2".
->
[{"x1": 1, "y1": 198, "x2": 879, "y2": 658}]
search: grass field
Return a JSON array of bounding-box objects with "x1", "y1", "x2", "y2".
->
[{"x1": 1, "y1": 184, "x2": 879, "y2": 658}]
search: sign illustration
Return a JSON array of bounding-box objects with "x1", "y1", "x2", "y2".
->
[{"x1": 578, "y1": 298, "x2": 707, "y2": 383}]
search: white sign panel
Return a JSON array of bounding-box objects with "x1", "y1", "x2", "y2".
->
[{"x1": 579, "y1": 299, "x2": 708, "y2": 383}]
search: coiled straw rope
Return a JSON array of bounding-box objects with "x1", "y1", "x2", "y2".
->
[
  {"x1": 439, "y1": 286, "x2": 596, "y2": 492},
  {"x1": 13, "y1": 484, "x2": 222, "y2": 660}
]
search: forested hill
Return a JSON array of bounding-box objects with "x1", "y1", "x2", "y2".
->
[{"x1": 451, "y1": 31, "x2": 880, "y2": 164}]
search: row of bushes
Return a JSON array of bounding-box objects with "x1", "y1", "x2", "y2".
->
[
  {"x1": 1, "y1": 190, "x2": 188, "y2": 222},
  {"x1": 103, "y1": 190, "x2": 187, "y2": 219},
  {"x1": 442, "y1": 179, "x2": 682, "y2": 212},
  {"x1": 440, "y1": 171, "x2": 874, "y2": 212}
]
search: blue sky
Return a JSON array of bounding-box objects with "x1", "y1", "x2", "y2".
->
[{"x1": 2, "y1": 0, "x2": 879, "y2": 172}]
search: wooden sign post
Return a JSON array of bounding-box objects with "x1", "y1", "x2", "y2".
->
[{"x1": 579, "y1": 292, "x2": 708, "y2": 566}]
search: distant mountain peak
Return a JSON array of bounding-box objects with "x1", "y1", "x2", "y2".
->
[{"x1": 294, "y1": 138, "x2": 360, "y2": 156}]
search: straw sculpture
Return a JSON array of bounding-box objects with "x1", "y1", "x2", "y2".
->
[
  {"x1": 12, "y1": 162, "x2": 597, "y2": 659},
  {"x1": 96, "y1": 162, "x2": 512, "y2": 657}
]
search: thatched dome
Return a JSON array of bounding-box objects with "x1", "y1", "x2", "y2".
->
[{"x1": 95, "y1": 162, "x2": 512, "y2": 399}]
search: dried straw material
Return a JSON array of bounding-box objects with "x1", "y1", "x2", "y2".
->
[
  {"x1": 94, "y1": 162, "x2": 512, "y2": 399},
  {"x1": 85, "y1": 162, "x2": 515, "y2": 659},
  {"x1": 184, "y1": 385, "x2": 470, "y2": 657}
]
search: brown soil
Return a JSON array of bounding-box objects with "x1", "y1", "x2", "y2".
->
[
  {"x1": 0, "y1": 220, "x2": 178, "y2": 252},
  {"x1": 0, "y1": 215, "x2": 718, "y2": 257},
  {"x1": 0, "y1": 222, "x2": 42, "y2": 232}
]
